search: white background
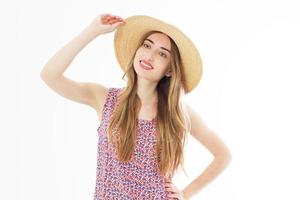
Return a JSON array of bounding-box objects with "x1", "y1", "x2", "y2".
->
[{"x1": 2, "y1": 0, "x2": 300, "y2": 199}]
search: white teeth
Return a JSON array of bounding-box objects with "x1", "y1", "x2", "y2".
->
[{"x1": 140, "y1": 60, "x2": 152, "y2": 69}]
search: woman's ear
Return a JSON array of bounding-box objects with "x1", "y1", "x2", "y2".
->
[{"x1": 165, "y1": 69, "x2": 172, "y2": 77}]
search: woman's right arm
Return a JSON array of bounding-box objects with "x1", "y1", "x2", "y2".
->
[{"x1": 40, "y1": 14, "x2": 125, "y2": 110}]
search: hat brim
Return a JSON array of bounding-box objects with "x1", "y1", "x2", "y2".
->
[{"x1": 114, "y1": 15, "x2": 202, "y2": 93}]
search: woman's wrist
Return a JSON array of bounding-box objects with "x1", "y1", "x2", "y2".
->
[{"x1": 84, "y1": 24, "x2": 104, "y2": 39}]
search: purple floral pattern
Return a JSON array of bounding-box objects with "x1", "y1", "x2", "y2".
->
[{"x1": 93, "y1": 87, "x2": 173, "y2": 199}]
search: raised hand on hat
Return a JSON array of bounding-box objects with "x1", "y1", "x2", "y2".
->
[{"x1": 88, "y1": 13, "x2": 126, "y2": 35}]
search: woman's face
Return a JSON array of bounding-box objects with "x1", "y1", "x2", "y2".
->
[{"x1": 133, "y1": 32, "x2": 172, "y2": 82}]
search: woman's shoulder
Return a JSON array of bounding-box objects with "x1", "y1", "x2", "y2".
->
[
  {"x1": 94, "y1": 86, "x2": 124, "y2": 107},
  {"x1": 92, "y1": 85, "x2": 124, "y2": 121}
]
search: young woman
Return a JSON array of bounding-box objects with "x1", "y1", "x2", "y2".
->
[{"x1": 40, "y1": 14, "x2": 231, "y2": 200}]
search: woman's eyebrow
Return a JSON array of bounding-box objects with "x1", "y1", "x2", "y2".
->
[{"x1": 145, "y1": 39, "x2": 171, "y2": 53}]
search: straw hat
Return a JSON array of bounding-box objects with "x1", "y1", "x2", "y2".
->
[{"x1": 114, "y1": 15, "x2": 203, "y2": 93}]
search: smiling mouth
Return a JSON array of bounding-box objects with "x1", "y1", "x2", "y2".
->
[{"x1": 139, "y1": 60, "x2": 154, "y2": 70}]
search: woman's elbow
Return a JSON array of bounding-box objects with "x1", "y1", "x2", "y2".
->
[{"x1": 215, "y1": 150, "x2": 232, "y2": 166}]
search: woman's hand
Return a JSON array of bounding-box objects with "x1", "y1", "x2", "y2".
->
[
  {"x1": 87, "y1": 13, "x2": 126, "y2": 36},
  {"x1": 165, "y1": 181, "x2": 186, "y2": 199}
]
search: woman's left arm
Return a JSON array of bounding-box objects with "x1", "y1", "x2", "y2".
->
[{"x1": 181, "y1": 104, "x2": 232, "y2": 199}]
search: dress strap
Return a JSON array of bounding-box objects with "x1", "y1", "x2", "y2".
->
[{"x1": 101, "y1": 87, "x2": 123, "y2": 121}]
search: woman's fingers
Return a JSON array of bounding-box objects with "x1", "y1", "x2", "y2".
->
[
  {"x1": 101, "y1": 13, "x2": 113, "y2": 18},
  {"x1": 101, "y1": 14, "x2": 113, "y2": 23},
  {"x1": 89, "y1": 13, "x2": 125, "y2": 35},
  {"x1": 165, "y1": 182, "x2": 184, "y2": 199},
  {"x1": 101, "y1": 14, "x2": 124, "y2": 25},
  {"x1": 109, "y1": 18, "x2": 125, "y2": 25}
]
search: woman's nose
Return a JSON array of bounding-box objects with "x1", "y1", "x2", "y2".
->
[
  {"x1": 145, "y1": 57, "x2": 153, "y2": 62},
  {"x1": 145, "y1": 51, "x2": 155, "y2": 62}
]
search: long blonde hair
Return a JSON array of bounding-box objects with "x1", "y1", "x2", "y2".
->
[{"x1": 108, "y1": 30, "x2": 191, "y2": 177}]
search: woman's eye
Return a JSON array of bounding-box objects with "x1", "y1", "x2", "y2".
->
[
  {"x1": 142, "y1": 43, "x2": 167, "y2": 58},
  {"x1": 160, "y1": 52, "x2": 167, "y2": 58},
  {"x1": 143, "y1": 43, "x2": 150, "y2": 48}
]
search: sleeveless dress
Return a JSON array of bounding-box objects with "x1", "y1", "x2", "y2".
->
[{"x1": 93, "y1": 87, "x2": 173, "y2": 200}]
